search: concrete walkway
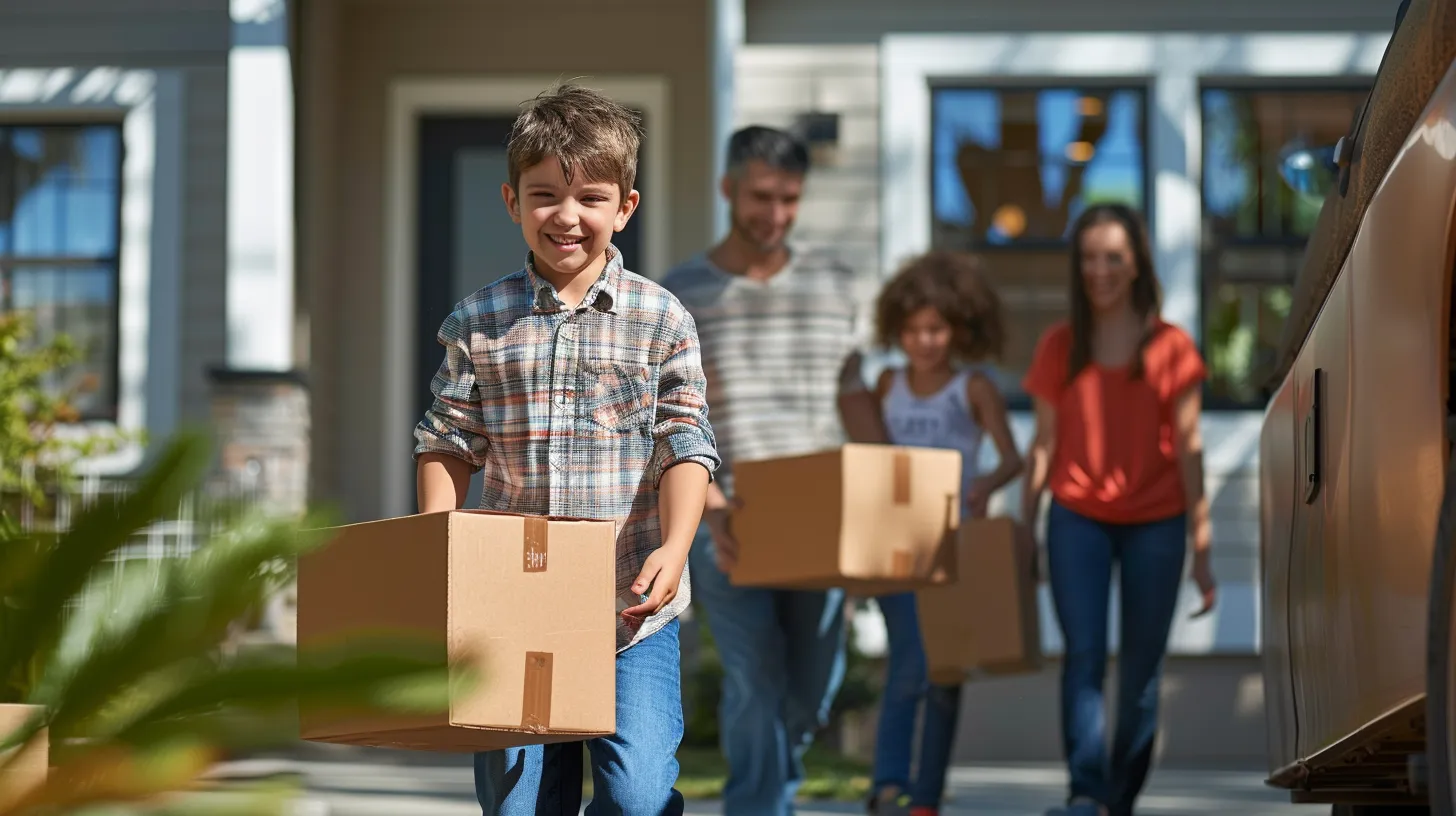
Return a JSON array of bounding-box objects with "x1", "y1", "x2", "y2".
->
[{"x1": 227, "y1": 757, "x2": 1332, "y2": 815}]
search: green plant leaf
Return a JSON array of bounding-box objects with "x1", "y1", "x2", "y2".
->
[
  {"x1": 0, "y1": 432, "x2": 213, "y2": 692},
  {"x1": 32, "y1": 511, "x2": 334, "y2": 743}
]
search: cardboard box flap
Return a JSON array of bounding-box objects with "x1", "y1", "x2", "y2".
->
[{"x1": 839, "y1": 445, "x2": 961, "y2": 581}]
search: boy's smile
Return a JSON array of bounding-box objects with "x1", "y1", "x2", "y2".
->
[{"x1": 503, "y1": 159, "x2": 639, "y2": 300}]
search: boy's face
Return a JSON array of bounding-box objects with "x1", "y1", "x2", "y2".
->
[{"x1": 502, "y1": 159, "x2": 639, "y2": 281}]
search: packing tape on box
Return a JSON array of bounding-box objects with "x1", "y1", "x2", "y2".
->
[
  {"x1": 521, "y1": 651, "x2": 554, "y2": 733},
  {"x1": 892, "y1": 450, "x2": 912, "y2": 505},
  {"x1": 892, "y1": 549, "x2": 914, "y2": 578},
  {"x1": 523, "y1": 517, "x2": 548, "y2": 573}
]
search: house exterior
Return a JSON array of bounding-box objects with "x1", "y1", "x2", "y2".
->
[
  {"x1": 0, "y1": 0, "x2": 300, "y2": 507},
  {"x1": 2, "y1": 0, "x2": 1404, "y2": 768},
  {"x1": 295, "y1": 0, "x2": 1400, "y2": 765}
]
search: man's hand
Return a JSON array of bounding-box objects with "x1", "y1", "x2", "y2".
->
[
  {"x1": 1190, "y1": 550, "x2": 1217, "y2": 619},
  {"x1": 622, "y1": 546, "x2": 690, "y2": 621},
  {"x1": 704, "y1": 503, "x2": 741, "y2": 573}
]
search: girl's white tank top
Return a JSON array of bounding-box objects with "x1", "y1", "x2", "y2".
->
[{"x1": 880, "y1": 369, "x2": 985, "y2": 497}]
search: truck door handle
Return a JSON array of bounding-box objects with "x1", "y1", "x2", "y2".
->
[{"x1": 1303, "y1": 368, "x2": 1323, "y2": 504}]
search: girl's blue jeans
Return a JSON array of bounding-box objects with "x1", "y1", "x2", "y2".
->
[{"x1": 871, "y1": 591, "x2": 962, "y2": 808}]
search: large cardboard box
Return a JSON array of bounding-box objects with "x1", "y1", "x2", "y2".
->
[
  {"x1": 918, "y1": 517, "x2": 1043, "y2": 684},
  {"x1": 297, "y1": 510, "x2": 617, "y2": 751},
  {"x1": 0, "y1": 704, "x2": 47, "y2": 810},
  {"x1": 729, "y1": 444, "x2": 962, "y2": 594}
]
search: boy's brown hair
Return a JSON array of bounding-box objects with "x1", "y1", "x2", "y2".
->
[
  {"x1": 507, "y1": 83, "x2": 643, "y2": 196},
  {"x1": 875, "y1": 250, "x2": 1006, "y2": 361}
]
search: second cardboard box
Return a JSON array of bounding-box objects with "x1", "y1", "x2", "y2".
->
[
  {"x1": 917, "y1": 517, "x2": 1042, "y2": 684},
  {"x1": 729, "y1": 444, "x2": 961, "y2": 595}
]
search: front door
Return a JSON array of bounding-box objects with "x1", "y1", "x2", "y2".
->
[{"x1": 413, "y1": 113, "x2": 646, "y2": 507}]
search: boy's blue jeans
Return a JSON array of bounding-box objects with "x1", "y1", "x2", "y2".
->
[
  {"x1": 1046, "y1": 501, "x2": 1186, "y2": 816},
  {"x1": 473, "y1": 618, "x2": 684, "y2": 816},
  {"x1": 688, "y1": 523, "x2": 848, "y2": 816},
  {"x1": 871, "y1": 591, "x2": 962, "y2": 808}
]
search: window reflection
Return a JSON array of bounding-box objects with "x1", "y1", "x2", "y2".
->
[
  {"x1": 1199, "y1": 87, "x2": 1367, "y2": 408},
  {"x1": 0, "y1": 123, "x2": 123, "y2": 420},
  {"x1": 930, "y1": 86, "x2": 1148, "y2": 403}
]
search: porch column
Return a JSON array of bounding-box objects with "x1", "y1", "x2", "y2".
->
[
  {"x1": 708, "y1": 0, "x2": 743, "y2": 240},
  {"x1": 228, "y1": 0, "x2": 296, "y2": 372}
]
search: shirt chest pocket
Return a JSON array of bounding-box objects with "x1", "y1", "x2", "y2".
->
[{"x1": 583, "y1": 359, "x2": 655, "y2": 434}]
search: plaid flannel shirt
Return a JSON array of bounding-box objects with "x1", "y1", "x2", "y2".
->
[{"x1": 413, "y1": 247, "x2": 720, "y2": 652}]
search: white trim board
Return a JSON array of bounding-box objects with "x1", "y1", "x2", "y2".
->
[
  {"x1": 880, "y1": 32, "x2": 1391, "y2": 342},
  {"x1": 381, "y1": 75, "x2": 672, "y2": 520}
]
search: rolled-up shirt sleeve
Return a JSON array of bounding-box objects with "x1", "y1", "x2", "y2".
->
[
  {"x1": 413, "y1": 310, "x2": 490, "y2": 470},
  {"x1": 651, "y1": 306, "x2": 720, "y2": 486}
]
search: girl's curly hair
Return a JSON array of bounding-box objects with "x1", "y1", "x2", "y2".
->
[{"x1": 875, "y1": 250, "x2": 1005, "y2": 362}]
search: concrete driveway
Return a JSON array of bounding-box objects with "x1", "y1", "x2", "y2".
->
[{"x1": 254, "y1": 757, "x2": 1331, "y2": 815}]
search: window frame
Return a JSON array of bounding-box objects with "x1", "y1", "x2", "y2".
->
[
  {"x1": 0, "y1": 120, "x2": 127, "y2": 423},
  {"x1": 1196, "y1": 81, "x2": 1372, "y2": 411},
  {"x1": 926, "y1": 79, "x2": 1156, "y2": 410}
]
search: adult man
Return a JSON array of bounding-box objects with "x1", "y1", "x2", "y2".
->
[{"x1": 662, "y1": 126, "x2": 876, "y2": 815}]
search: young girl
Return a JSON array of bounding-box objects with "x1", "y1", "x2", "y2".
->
[{"x1": 868, "y1": 251, "x2": 1024, "y2": 816}]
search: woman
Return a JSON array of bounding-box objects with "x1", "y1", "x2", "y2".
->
[{"x1": 1019, "y1": 204, "x2": 1218, "y2": 816}]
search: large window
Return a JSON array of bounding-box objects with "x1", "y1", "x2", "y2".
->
[
  {"x1": 0, "y1": 123, "x2": 123, "y2": 420},
  {"x1": 930, "y1": 86, "x2": 1149, "y2": 403},
  {"x1": 1201, "y1": 86, "x2": 1368, "y2": 408}
]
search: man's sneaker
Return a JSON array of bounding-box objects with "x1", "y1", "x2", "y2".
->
[
  {"x1": 1066, "y1": 797, "x2": 1108, "y2": 816},
  {"x1": 868, "y1": 787, "x2": 911, "y2": 816}
]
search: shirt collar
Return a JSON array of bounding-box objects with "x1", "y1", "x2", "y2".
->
[{"x1": 527, "y1": 245, "x2": 622, "y2": 315}]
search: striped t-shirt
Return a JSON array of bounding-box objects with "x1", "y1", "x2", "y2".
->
[{"x1": 661, "y1": 246, "x2": 874, "y2": 492}]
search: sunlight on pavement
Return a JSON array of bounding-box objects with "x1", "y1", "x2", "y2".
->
[{"x1": 292, "y1": 759, "x2": 1333, "y2": 816}]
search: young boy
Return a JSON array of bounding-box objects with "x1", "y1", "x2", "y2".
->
[{"x1": 413, "y1": 83, "x2": 719, "y2": 816}]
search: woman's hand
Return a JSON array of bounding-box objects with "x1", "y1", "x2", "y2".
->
[{"x1": 1190, "y1": 549, "x2": 1217, "y2": 619}]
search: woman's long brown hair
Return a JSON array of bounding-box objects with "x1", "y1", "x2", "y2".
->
[{"x1": 1066, "y1": 203, "x2": 1162, "y2": 382}]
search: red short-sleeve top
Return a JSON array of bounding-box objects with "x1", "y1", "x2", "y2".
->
[{"x1": 1021, "y1": 319, "x2": 1207, "y2": 524}]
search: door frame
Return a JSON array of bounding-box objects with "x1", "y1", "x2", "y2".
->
[{"x1": 381, "y1": 75, "x2": 671, "y2": 519}]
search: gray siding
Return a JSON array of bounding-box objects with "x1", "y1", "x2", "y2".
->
[
  {"x1": 179, "y1": 65, "x2": 230, "y2": 423},
  {"x1": 0, "y1": 0, "x2": 229, "y2": 66},
  {"x1": 736, "y1": 46, "x2": 881, "y2": 279},
  {"x1": 748, "y1": 0, "x2": 1405, "y2": 44}
]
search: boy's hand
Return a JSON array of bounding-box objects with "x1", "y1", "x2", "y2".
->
[{"x1": 622, "y1": 546, "x2": 690, "y2": 620}]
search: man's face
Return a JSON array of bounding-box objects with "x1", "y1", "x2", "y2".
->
[
  {"x1": 502, "y1": 158, "x2": 638, "y2": 281},
  {"x1": 722, "y1": 159, "x2": 804, "y2": 252}
]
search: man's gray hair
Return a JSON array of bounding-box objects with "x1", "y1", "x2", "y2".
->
[{"x1": 725, "y1": 125, "x2": 810, "y2": 178}]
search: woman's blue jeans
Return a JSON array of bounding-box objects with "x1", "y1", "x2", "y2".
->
[{"x1": 1046, "y1": 500, "x2": 1187, "y2": 816}]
